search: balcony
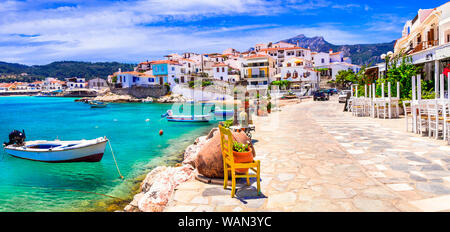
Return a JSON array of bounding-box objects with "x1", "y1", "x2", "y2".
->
[
  {"x1": 244, "y1": 75, "x2": 269, "y2": 79},
  {"x1": 410, "y1": 40, "x2": 439, "y2": 54}
]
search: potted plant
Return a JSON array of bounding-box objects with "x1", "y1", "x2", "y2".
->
[{"x1": 232, "y1": 141, "x2": 253, "y2": 173}]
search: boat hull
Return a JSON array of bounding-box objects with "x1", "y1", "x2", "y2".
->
[
  {"x1": 4, "y1": 138, "x2": 107, "y2": 163},
  {"x1": 167, "y1": 115, "x2": 210, "y2": 122},
  {"x1": 214, "y1": 110, "x2": 234, "y2": 117}
]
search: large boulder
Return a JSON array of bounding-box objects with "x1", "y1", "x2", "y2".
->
[
  {"x1": 195, "y1": 129, "x2": 255, "y2": 178},
  {"x1": 135, "y1": 164, "x2": 195, "y2": 212}
]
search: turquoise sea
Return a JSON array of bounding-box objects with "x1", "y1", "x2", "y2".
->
[{"x1": 0, "y1": 96, "x2": 217, "y2": 212}]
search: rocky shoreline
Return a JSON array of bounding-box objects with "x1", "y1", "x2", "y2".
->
[
  {"x1": 75, "y1": 92, "x2": 191, "y2": 103},
  {"x1": 123, "y1": 129, "x2": 214, "y2": 212}
]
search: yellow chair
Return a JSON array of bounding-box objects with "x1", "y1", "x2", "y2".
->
[{"x1": 219, "y1": 125, "x2": 261, "y2": 198}]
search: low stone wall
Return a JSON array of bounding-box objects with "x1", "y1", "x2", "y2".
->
[{"x1": 112, "y1": 86, "x2": 169, "y2": 99}]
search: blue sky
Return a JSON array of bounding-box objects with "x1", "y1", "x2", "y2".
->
[{"x1": 0, "y1": 0, "x2": 448, "y2": 65}]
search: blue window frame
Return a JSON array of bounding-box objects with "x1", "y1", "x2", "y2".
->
[{"x1": 149, "y1": 78, "x2": 154, "y2": 82}]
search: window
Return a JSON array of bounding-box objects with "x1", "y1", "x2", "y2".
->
[
  {"x1": 149, "y1": 78, "x2": 154, "y2": 82},
  {"x1": 321, "y1": 58, "x2": 325, "y2": 63},
  {"x1": 217, "y1": 68, "x2": 220, "y2": 72},
  {"x1": 222, "y1": 67, "x2": 225, "y2": 72},
  {"x1": 172, "y1": 67, "x2": 175, "y2": 71}
]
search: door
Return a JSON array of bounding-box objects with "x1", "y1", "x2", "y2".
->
[{"x1": 160, "y1": 77, "x2": 163, "y2": 85}]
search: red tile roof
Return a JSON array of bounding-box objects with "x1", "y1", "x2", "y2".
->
[
  {"x1": 245, "y1": 54, "x2": 269, "y2": 59},
  {"x1": 151, "y1": 60, "x2": 180, "y2": 65}
]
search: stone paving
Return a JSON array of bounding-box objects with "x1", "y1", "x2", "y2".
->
[{"x1": 164, "y1": 97, "x2": 450, "y2": 212}]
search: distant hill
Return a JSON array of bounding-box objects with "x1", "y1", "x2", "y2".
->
[
  {"x1": 0, "y1": 61, "x2": 136, "y2": 82},
  {"x1": 279, "y1": 34, "x2": 396, "y2": 66}
]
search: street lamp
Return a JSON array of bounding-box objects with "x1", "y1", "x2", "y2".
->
[{"x1": 380, "y1": 51, "x2": 393, "y2": 78}]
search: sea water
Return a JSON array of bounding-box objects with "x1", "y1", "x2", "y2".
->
[{"x1": 0, "y1": 96, "x2": 217, "y2": 212}]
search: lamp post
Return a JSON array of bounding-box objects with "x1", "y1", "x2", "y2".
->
[
  {"x1": 380, "y1": 51, "x2": 393, "y2": 97},
  {"x1": 380, "y1": 51, "x2": 393, "y2": 79}
]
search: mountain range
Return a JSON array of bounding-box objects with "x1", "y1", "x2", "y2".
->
[{"x1": 279, "y1": 34, "x2": 396, "y2": 66}]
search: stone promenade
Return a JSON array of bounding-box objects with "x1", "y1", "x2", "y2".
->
[{"x1": 163, "y1": 97, "x2": 450, "y2": 212}]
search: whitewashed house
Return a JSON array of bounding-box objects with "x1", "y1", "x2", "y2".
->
[
  {"x1": 43, "y1": 78, "x2": 65, "y2": 91},
  {"x1": 66, "y1": 78, "x2": 86, "y2": 89},
  {"x1": 392, "y1": 2, "x2": 450, "y2": 83},
  {"x1": 280, "y1": 57, "x2": 320, "y2": 91},
  {"x1": 88, "y1": 78, "x2": 108, "y2": 90},
  {"x1": 212, "y1": 63, "x2": 240, "y2": 83}
]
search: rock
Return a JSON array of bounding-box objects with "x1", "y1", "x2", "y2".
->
[
  {"x1": 195, "y1": 130, "x2": 255, "y2": 178},
  {"x1": 141, "y1": 166, "x2": 168, "y2": 192},
  {"x1": 135, "y1": 164, "x2": 195, "y2": 212},
  {"x1": 93, "y1": 92, "x2": 141, "y2": 103},
  {"x1": 156, "y1": 94, "x2": 191, "y2": 103},
  {"x1": 142, "y1": 97, "x2": 154, "y2": 103}
]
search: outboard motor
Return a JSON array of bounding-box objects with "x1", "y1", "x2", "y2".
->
[{"x1": 3, "y1": 130, "x2": 26, "y2": 147}]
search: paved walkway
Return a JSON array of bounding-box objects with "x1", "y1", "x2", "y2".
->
[{"x1": 164, "y1": 97, "x2": 450, "y2": 212}]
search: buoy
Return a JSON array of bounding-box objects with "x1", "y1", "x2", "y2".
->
[
  {"x1": 145, "y1": 119, "x2": 150, "y2": 122},
  {"x1": 159, "y1": 130, "x2": 164, "y2": 136}
]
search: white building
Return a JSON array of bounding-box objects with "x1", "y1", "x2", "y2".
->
[
  {"x1": 88, "y1": 78, "x2": 108, "y2": 90},
  {"x1": 312, "y1": 50, "x2": 360, "y2": 80},
  {"x1": 212, "y1": 63, "x2": 240, "y2": 83},
  {"x1": 393, "y1": 2, "x2": 450, "y2": 83},
  {"x1": 257, "y1": 44, "x2": 312, "y2": 71},
  {"x1": 242, "y1": 55, "x2": 277, "y2": 91},
  {"x1": 112, "y1": 71, "x2": 159, "y2": 88},
  {"x1": 43, "y1": 78, "x2": 65, "y2": 91},
  {"x1": 279, "y1": 57, "x2": 320, "y2": 91},
  {"x1": 66, "y1": 77, "x2": 86, "y2": 89}
]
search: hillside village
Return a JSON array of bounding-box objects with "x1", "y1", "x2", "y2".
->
[{"x1": 0, "y1": 40, "x2": 361, "y2": 97}]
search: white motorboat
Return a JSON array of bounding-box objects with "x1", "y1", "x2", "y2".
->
[
  {"x1": 89, "y1": 101, "x2": 108, "y2": 108},
  {"x1": 3, "y1": 136, "x2": 108, "y2": 163},
  {"x1": 161, "y1": 110, "x2": 211, "y2": 122}
]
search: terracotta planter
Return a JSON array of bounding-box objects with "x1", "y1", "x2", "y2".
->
[{"x1": 233, "y1": 147, "x2": 253, "y2": 173}]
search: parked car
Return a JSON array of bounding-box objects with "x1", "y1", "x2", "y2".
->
[
  {"x1": 326, "y1": 88, "x2": 338, "y2": 95},
  {"x1": 313, "y1": 90, "x2": 329, "y2": 101},
  {"x1": 338, "y1": 90, "x2": 351, "y2": 103}
]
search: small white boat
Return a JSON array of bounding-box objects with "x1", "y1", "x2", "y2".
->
[
  {"x1": 3, "y1": 137, "x2": 108, "y2": 163},
  {"x1": 162, "y1": 110, "x2": 210, "y2": 122},
  {"x1": 167, "y1": 114, "x2": 211, "y2": 122},
  {"x1": 89, "y1": 101, "x2": 108, "y2": 108}
]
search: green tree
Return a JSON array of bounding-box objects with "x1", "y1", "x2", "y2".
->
[
  {"x1": 335, "y1": 69, "x2": 356, "y2": 89},
  {"x1": 379, "y1": 50, "x2": 421, "y2": 99}
]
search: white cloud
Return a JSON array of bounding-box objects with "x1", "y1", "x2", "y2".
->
[{"x1": 0, "y1": 0, "x2": 396, "y2": 65}]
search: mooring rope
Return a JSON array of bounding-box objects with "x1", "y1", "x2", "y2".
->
[{"x1": 107, "y1": 139, "x2": 124, "y2": 180}]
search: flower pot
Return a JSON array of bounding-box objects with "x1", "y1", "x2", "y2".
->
[{"x1": 232, "y1": 147, "x2": 253, "y2": 173}]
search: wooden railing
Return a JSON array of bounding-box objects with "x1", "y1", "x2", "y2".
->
[{"x1": 411, "y1": 40, "x2": 439, "y2": 54}]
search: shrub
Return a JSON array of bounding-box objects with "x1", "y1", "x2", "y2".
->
[{"x1": 233, "y1": 141, "x2": 250, "y2": 152}]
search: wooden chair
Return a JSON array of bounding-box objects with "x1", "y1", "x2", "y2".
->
[
  {"x1": 427, "y1": 100, "x2": 441, "y2": 139},
  {"x1": 403, "y1": 100, "x2": 413, "y2": 132},
  {"x1": 219, "y1": 125, "x2": 261, "y2": 198}
]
